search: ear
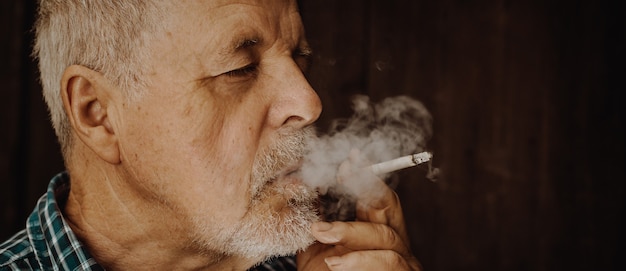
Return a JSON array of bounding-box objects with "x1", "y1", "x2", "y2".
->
[{"x1": 61, "y1": 65, "x2": 121, "y2": 164}]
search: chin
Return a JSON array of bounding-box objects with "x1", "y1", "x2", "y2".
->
[
  {"x1": 232, "y1": 180, "x2": 320, "y2": 259},
  {"x1": 192, "y1": 179, "x2": 320, "y2": 262}
]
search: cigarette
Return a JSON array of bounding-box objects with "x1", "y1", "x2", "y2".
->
[{"x1": 367, "y1": 152, "x2": 432, "y2": 175}]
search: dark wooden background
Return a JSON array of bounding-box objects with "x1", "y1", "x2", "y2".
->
[{"x1": 2, "y1": 0, "x2": 625, "y2": 270}]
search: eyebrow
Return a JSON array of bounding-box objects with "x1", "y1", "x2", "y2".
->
[
  {"x1": 211, "y1": 34, "x2": 313, "y2": 72},
  {"x1": 235, "y1": 38, "x2": 260, "y2": 50},
  {"x1": 295, "y1": 43, "x2": 312, "y2": 55},
  {"x1": 219, "y1": 36, "x2": 263, "y2": 57}
]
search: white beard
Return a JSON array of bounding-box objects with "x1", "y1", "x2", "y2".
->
[
  {"x1": 222, "y1": 183, "x2": 319, "y2": 261},
  {"x1": 190, "y1": 127, "x2": 319, "y2": 262}
]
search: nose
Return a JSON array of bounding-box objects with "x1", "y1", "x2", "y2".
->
[{"x1": 266, "y1": 58, "x2": 322, "y2": 129}]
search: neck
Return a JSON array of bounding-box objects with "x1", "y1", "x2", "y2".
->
[{"x1": 62, "y1": 152, "x2": 257, "y2": 270}]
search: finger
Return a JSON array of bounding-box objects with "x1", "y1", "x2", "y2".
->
[
  {"x1": 336, "y1": 149, "x2": 387, "y2": 201},
  {"x1": 324, "y1": 250, "x2": 417, "y2": 271},
  {"x1": 297, "y1": 242, "x2": 346, "y2": 271},
  {"x1": 338, "y1": 148, "x2": 390, "y2": 210},
  {"x1": 310, "y1": 221, "x2": 409, "y2": 254},
  {"x1": 335, "y1": 149, "x2": 409, "y2": 242},
  {"x1": 355, "y1": 183, "x2": 410, "y2": 242}
]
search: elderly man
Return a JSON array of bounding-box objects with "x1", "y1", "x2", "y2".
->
[{"x1": 0, "y1": 0, "x2": 420, "y2": 270}]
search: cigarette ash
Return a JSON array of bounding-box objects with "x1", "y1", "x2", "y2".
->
[{"x1": 297, "y1": 95, "x2": 435, "y2": 220}]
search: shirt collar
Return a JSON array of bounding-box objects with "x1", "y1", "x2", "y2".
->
[{"x1": 26, "y1": 172, "x2": 103, "y2": 270}]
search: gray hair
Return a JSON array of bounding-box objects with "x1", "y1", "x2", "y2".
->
[{"x1": 34, "y1": 0, "x2": 161, "y2": 157}]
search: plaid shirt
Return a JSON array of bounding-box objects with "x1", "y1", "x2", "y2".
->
[{"x1": 0, "y1": 172, "x2": 296, "y2": 271}]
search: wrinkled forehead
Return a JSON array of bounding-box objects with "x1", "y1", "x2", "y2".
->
[
  {"x1": 159, "y1": 0, "x2": 301, "y2": 26},
  {"x1": 142, "y1": 0, "x2": 306, "y2": 80},
  {"x1": 154, "y1": 0, "x2": 305, "y2": 50}
]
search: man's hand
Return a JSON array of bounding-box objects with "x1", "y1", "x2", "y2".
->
[{"x1": 297, "y1": 151, "x2": 422, "y2": 271}]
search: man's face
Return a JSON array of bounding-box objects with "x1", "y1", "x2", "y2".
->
[{"x1": 113, "y1": 0, "x2": 322, "y2": 261}]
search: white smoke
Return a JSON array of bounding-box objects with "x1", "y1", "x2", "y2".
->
[{"x1": 298, "y1": 95, "x2": 433, "y2": 204}]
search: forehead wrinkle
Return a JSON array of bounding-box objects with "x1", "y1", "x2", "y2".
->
[
  {"x1": 274, "y1": 6, "x2": 306, "y2": 54},
  {"x1": 184, "y1": 0, "x2": 304, "y2": 77}
]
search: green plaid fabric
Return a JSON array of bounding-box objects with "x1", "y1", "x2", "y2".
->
[
  {"x1": 0, "y1": 173, "x2": 296, "y2": 270},
  {"x1": 0, "y1": 173, "x2": 102, "y2": 271},
  {"x1": 253, "y1": 257, "x2": 297, "y2": 271}
]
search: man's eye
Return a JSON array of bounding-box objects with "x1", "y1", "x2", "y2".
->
[{"x1": 225, "y1": 64, "x2": 258, "y2": 77}]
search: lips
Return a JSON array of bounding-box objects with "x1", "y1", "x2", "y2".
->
[
  {"x1": 274, "y1": 160, "x2": 304, "y2": 185},
  {"x1": 256, "y1": 163, "x2": 316, "y2": 213},
  {"x1": 273, "y1": 172, "x2": 300, "y2": 188}
]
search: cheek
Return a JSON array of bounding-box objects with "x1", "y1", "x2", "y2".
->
[
  {"x1": 116, "y1": 104, "x2": 254, "y2": 224},
  {"x1": 184, "y1": 100, "x2": 265, "y2": 187},
  {"x1": 118, "y1": 85, "x2": 272, "y2": 221},
  {"x1": 185, "y1": 101, "x2": 256, "y2": 176},
  {"x1": 171, "y1": 102, "x2": 270, "y2": 222}
]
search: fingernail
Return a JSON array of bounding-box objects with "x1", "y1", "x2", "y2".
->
[
  {"x1": 313, "y1": 221, "x2": 333, "y2": 232},
  {"x1": 324, "y1": 256, "x2": 342, "y2": 267}
]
